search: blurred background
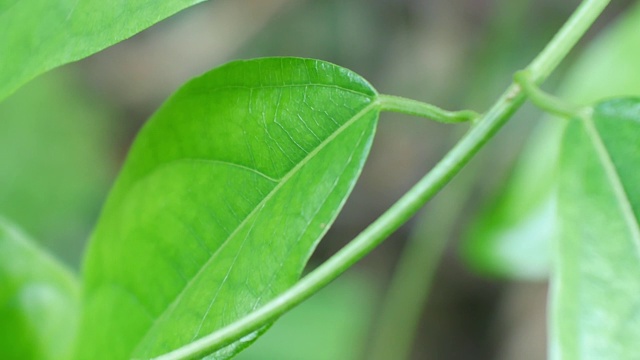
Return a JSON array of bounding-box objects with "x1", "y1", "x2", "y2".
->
[{"x1": 1, "y1": 0, "x2": 637, "y2": 359}]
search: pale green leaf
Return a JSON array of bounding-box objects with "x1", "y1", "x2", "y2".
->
[
  {"x1": 0, "y1": 216, "x2": 80, "y2": 360},
  {"x1": 552, "y1": 98, "x2": 640, "y2": 359},
  {"x1": 0, "y1": 0, "x2": 204, "y2": 102},
  {"x1": 462, "y1": 2, "x2": 640, "y2": 280},
  {"x1": 76, "y1": 57, "x2": 379, "y2": 359}
]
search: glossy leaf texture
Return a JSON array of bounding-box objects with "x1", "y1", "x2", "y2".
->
[
  {"x1": 0, "y1": 0, "x2": 203, "y2": 102},
  {"x1": 462, "y1": 2, "x2": 640, "y2": 280},
  {"x1": 0, "y1": 216, "x2": 80, "y2": 360},
  {"x1": 552, "y1": 98, "x2": 640, "y2": 359},
  {"x1": 76, "y1": 58, "x2": 380, "y2": 359}
]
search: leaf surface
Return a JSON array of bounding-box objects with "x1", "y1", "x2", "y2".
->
[
  {"x1": 0, "y1": 0, "x2": 203, "y2": 102},
  {"x1": 553, "y1": 98, "x2": 640, "y2": 359},
  {"x1": 76, "y1": 57, "x2": 379, "y2": 359},
  {"x1": 462, "y1": 2, "x2": 640, "y2": 280},
  {"x1": 0, "y1": 216, "x2": 80, "y2": 360}
]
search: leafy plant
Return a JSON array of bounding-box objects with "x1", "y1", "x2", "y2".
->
[
  {"x1": 1, "y1": 0, "x2": 639, "y2": 359},
  {"x1": 463, "y1": 1, "x2": 640, "y2": 280}
]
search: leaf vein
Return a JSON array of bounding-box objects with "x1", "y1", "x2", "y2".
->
[{"x1": 584, "y1": 118, "x2": 640, "y2": 256}]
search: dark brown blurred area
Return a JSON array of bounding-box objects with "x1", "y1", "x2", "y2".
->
[{"x1": 10, "y1": 0, "x2": 634, "y2": 358}]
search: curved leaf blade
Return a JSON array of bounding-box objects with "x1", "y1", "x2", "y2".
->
[
  {"x1": 0, "y1": 0, "x2": 204, "y2": 102},
  {"x1": 76, "y1": 58, "x2": 379, "y2": 359},
  {"x1": 0, "y1": 216, "x2": 80, "y2": 360},
  {"x1": 553, "y1": 98, "x2": 640, "y2": 359}
]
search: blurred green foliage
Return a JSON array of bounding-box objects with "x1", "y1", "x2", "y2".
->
[
  {"x1": 0, "y1": 217, "x2": 79, "y2": 360},
  {"x1": 0, "y1": 69, "x2": 113, "y2": 267},
  {"x1": 0, "y1": 0, "x2": 203, "y2": 101}
]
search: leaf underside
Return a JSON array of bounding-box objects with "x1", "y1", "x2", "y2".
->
[
  {"x1": 0, "y1": 217, "x2": 79, "y2": 360},
  {"x1": 76, "y1": 57, "x2": 380, "y2": 359},
  {"x1": 553, "y1": 98, "x2": 640, "y2": 360}
]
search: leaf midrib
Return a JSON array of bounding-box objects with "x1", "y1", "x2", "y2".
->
[
  {"x1": 583, "y1": 117, "x2": 640, "y2": 253},
  {"x1": 130, "y1": 98, "x2": 379, "y2": 356},
  {"x1": 187, "y1": 83, "x2": 375, "y2": 99}
]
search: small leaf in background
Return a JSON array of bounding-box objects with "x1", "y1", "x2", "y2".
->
[
  {"x1": 552, "y1": 98, "x2": 640, "y2": 360},
  {"x1": 0, "y1": 69, "x2": 113, "y2": 268},
  {"x1": 0, "y1": 216, "x2": 80, "y2": 360},
  {"x1": 0, "y1": 0, "x2": 204, "y2": 102},
  {"x1": 76, "y1": 58, "x2": 380, "y2": 359},
  {"x1": 462, "y1": 2, "x2": 640, "y2": 280}
]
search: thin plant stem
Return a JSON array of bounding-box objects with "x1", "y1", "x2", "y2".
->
[
  {"x1": 514, "y1": 70, "x2": 588, "y2": 119},
  {"x1": 378, "y1": 94, "x2": 479, "y2": 123},
  {"x1": 526, "y1": 1, "x2": 608, "y2": 82},
  {"x1": 154, "y1": 1, "x2": 610, "y2": 358}
]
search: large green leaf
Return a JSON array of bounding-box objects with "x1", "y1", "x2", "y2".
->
[
  {"x1": 0, "y1": 0, "x2": 204, "y2": 102},
  {"x1": 552, "y1": 98, "x2": 640, "y2": 359},
  {"x1": 76, "y1": 58, "x2": 380, "y2": 359},
  {"x1": 0, "y1": 216, "x2": 80, "y2": 360},
  {"x1": 462, "y1": 2, "x2": 640, "y2": 280}
]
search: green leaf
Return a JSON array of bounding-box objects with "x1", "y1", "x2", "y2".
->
[
  {"x1": 76, "y1": 57, "x2": 380, "y2": 359},
  {"x1": 0, "y1": 216, "x2": 80, "y2": 360},
  {"x1": 462, "y1": 2, "x2": 640, "y2": 280},
  {"x1": 0, "y1": 0, "x2": 204, "y2": 102},
  {"x1": 552, "y1": 98, "x2": 640, "y2": 359}
]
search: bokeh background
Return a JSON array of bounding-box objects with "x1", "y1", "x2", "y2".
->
[{"x1": 1, "y1": 0, "x2": 636, "y2": 359}]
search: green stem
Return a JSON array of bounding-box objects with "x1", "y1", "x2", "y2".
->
[
  {"x1": 514, "y1": 70, "x2": 586, "y2": 119},
  {"x1": 377, "y1": 94, "x2": 479, "y2": 123},
  {"x1": 155, "y1": 1, "x2": 609, "y2": 359},
  {"x1": 526, "y1": 0, "x2": 608, "y2": 82}
]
